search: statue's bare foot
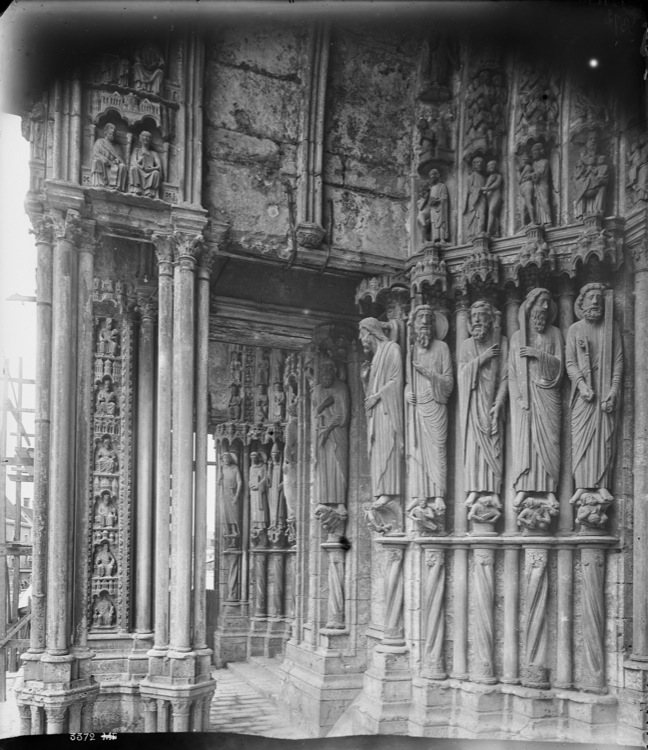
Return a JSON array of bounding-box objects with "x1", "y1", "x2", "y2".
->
[
  {"x1": 433, "y1": 497, "x2": 446, "y2": 512},
  {"x1": 569, "y1": 488, "x2": 585, "y2": 505},
  {"x1": 465, "y1": 491, "x2": 478, "y2": 508},
  {"x1": 513, "y1": 491, "x2": 526, "y2": 508},
  {"x1": 598, "y1": 487, "x2": 613, "y2": 501},
  {"x1": 372, "y1": 495, "x2": 391, "y2": 509}
]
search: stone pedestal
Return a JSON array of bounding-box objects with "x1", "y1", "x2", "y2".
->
[
  {"x1": 213, "y1": 601, "x2": 250, "y2": 668},
  {"x1": 279, "y1": 638, "x2": 365, "y2": 737}
]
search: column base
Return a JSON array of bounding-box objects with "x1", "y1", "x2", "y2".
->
[
  {"x1": 15, "y1": 650, "x2": 100, "y2": 735},
  {"x1": 213, "y1": 601, "x2": 250, "y2": 667},
  {"x1": 140, "y1": 647, "x2": 215, "y2": 732}
]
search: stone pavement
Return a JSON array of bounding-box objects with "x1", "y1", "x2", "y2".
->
[
  {"x1": 0, "y1": 661, "x2": 309, "y2": 739},
  {"x1": 0, "y1": 672, "x2": 22, "y2": 739},
  {"x1": 209, "y1": 660, "x2": 309, "y2": 738}
]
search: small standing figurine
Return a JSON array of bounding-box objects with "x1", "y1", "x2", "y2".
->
[
  {"x1": 417, "y1": 168, "x2": 450, "y2": 244},
  {"x1": 482, "y1": 160, "x2": 503, "y2": 237}
]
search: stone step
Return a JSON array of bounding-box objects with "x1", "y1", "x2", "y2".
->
[{"x1": 226, "y1": 657, "x2": 285, "y2": 704}]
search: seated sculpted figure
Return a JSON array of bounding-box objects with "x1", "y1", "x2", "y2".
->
[
  {"x1": 92, "y1": 123, "x2": 127, "y2": 191},
  {"x1": 129, "y1": 131, "x2": 162, "y2": 198}
]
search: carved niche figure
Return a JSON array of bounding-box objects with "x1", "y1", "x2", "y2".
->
[
  {"x1": 227, "y1": 383, "x2": 242, "y2": 421},
  {"x1": 628, "y1": 133, "x2": 648, "y2": 204},
  {"x1": 132, "y1": 42, "x2": 165, "y2": 94},
  {"x1": 530, "y1": 142, "x2": 552, "y2": 226},
  {"x1": 519, "y1": 152, "x2": 536, "y2": 225},
  {"x1": 249, "y1": 451, "x2": 269, "y2": 529},
  {"x1": 464, "y1": 68, "x2": 507, "y2": 157},
  {"x1": 229, "y1": 349, "x2": 243, "y2": 384},
  {"x1": 255, "y1": 385, "x2": 269, "y2": 423},
  {"x1": 283, "y1": 401, "x2": 298, "y2": 523},
  {"x1": 459, "y1": 301, "x2": 508, "y2": 515},
  {"x1": 417, "y1": 168, "x2": 450, "y2": 244},
  {"x1": 267, "y1": 443, "x2": 285, "y2": 528},
  {"x1": 96, "y1": 376, "x2": 117, "y2": 415},
  {"x1": 359, "y1": 318, "x2": 404, "y2": 531},
  {"x1": 96, "y1": 437, "x2": 118, "y2": 474},
  {"x1": 482, "y1": 160, "x2": 503, "y2": 237},
  {"x1": 92, "y1": 593, "x2": 116, "y2": 628},
  {"x1": 128, "y1": 131, "x2": 162, "y2": 198},
  {"x1": 418, "y1": 35, "x2": 457, "y2": 101},
  {"x1": 94, "y1": 542, "x2": 116, "y2": 577},
  {"x1": 509, "y1": 289, "x2": 564, "y2": 526},
  {"x1": 566, "y1": 284, "x2": 623, "y2": 506},
  {"x1": 574, "y1": 491, "x2": 612, "y2": 531},
  {"x1": 91, "y1": 123, "x2": 128, "y2": 191},
  {"x1": 405, "y1": 306, "x2": 453, "y2": 532},
  {"x1": 98, "y1": 318, "x2": 119, "y2": 356},
  {"x1": 464, "y1": 156, "x2": 487, "y2": 239},
  {"x1": 257, "y1": 352, "x2": 270, "y2": 386},
  {"x1": 517, "y1": 496, "x2": 558, "y2": 532},
  {"x1": 516, "y1": 66, "x2": 559, "y2": 140},
  {"x1": 313, "y1": 357, "x2": 350, "y2": 529},
  {"x1": 272, "y1": 384, "x2": 286, "y2": 422},
  {"x1": 94, "y1": 491, "x2": 116, "y2": 527},
  {"x1": 220, "y1": 452, "x2": 243, "y2": 539},
  {"x1": 574, "y1": 130, "x2": 609, "y2": 219}
]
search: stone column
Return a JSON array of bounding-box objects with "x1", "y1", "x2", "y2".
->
[
  {"x1": 452, "y1": 295, "x2": 469, "y2": 679},
  {"x1": 557, "y1": 276, "x2": 577, "y2": 530},
  {"x1": 381, "y1": 542, "x2": 406, "y2": 647},
  {"x1": 169, "y1": 233, "x2": 201, "y2": 653},
  {"x1": 45, "y1": 706, "x2": 67, "y2": 735},
  {"x1": 522, "y1": 546, "x2": 549, "y2": 688},
  {"x1": 80, "y1": 703, "x2": 94, "y2": 733},
  {"x1": 18, "y1": 704, "x2": 32, "y2": 736},
  {"x1": 322, "y1": 543, "x2": 345, "y2": 629},
  {"x1": 31, "y1": 705, "x2": 45, "y2": 735},
  {"x1": 151, "y1": 233, "x2": 174, "y2": 653},
  {"x1": 578, "y1": 546, "x2": 606, "y2": 692},
  {"x1": 156, "y1": 700, "x2": 170, "y2": 732},
  {"x1": 554, "y1": 543, "x2": 575, "y2": 689},
  {"x1": 27, "y1": 212, "x2": 54, "y2": 657},
  {"x1": 632, "y1": 240, "x2": 648, "y2": 661},
  {"x1": 193, "y1": 250, "x2": 215, "y2": 651},
  {"x1": 46, "y1": 209, "x2": 80, "y2": 656},
  {"x1": 501, "y1": 541, "x2": 520, "y2": 683},
  {"x1": 421, "y1": 546, "x2": 445, "y2": 679},
  {"x1": 503, "y1": 285, "x2": 521, "y2": 533},
  {"x1": 171, "y1": 700, "x2": 191, "y2": 733},
  {"x1": 254, "y1": 552, "x2": 268, "y2": 617},
  {"x1": 269, "y1": 552, "x2": 286, "y2": 619},
  {"x1": 135, "y1": 293, "x2": 156, "y2": 635},
  {"x1": 142, "y1": 698, "x2": 158, "y2": 733},
  {"x1": 555, "y1": 276, "x2": 577, "y2": 688},
  {"x1": 471, "y1": 547, "x2": 496, "y2": 683}
]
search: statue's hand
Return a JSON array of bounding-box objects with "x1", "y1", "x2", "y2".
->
[
  {"x1": 405, "y1": 390, "x2": 416, "y2": 405},
  {"x1": 519, "y1": 346, "x2": 538, "y2": 359},
  {"x1": 480, "y1": 344, "x2": 500, "y2": 365},
  {"x1": 602, "y1": 390, "x2": 617, "y2": 412},
  {"x1": 516, "y1": 397, "x2": 530, "y2": 412},
  {"x1": 365, "y1": 394, "x2": 380, "y2": 412},
  {"x1": 578, "y1": 381, "x2": 595, "y2": 402}
]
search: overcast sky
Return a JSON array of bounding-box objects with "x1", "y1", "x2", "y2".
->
[{"x1": 0, "y1": 112, "x2": 35, "y2": 378}]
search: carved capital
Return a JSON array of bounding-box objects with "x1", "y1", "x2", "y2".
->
[
  {"x1": 631, "y1": 240, "x2": 648, "y2": 274},
  {"x1": 141, "y1": 697, "x2": 158, "y2": 713},
  {"x1": 197, "y1": 245, "x2": 218, "y2": 276},
  {"x1": 151, "y1": 232, "x2": 176, "y2": 270},
  {"x1": 45, "y1": 705, "x2": 68, "y2": 723},
  {"x1": 136, "y1": 290, "x2": 157, "y2": 321},
  {"x1": 52, "y1": 209, "x2": 83, "y2": 244},
  {"x1": 314, "y1": 504, "x2": 347, "y2": 538},
  {"x1": 29, "y1": 213, "x2": 54, "y2": 245},
  {"x1": 170, "y1": 700, "x2": 191, "y2": 717},
  {"x1": 173, "y1": 232, "x2": 203, "y2": 266}
]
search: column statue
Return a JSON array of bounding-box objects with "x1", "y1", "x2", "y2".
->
[
  {"x1": 458, "y1": 300, "x2": 508, "y2": 520},
  {"x1": 219, "y1": 452, "x2": 243, "y2": 539},
  {"x1": 359, "y1": 318, "x2": 404, "y2": 533},
  {"x1": 509, "y1": 288, "x2": 564, "y2": 530},
  {"x1": 405, "y1": 305, "x2": 453, "y2": 534},
  {"x1": 566, "y1": 284, "x2": 623, "y2": 518},
  {"x1": 313, "y1": 357, "x2": 350, "y2": 533}
]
